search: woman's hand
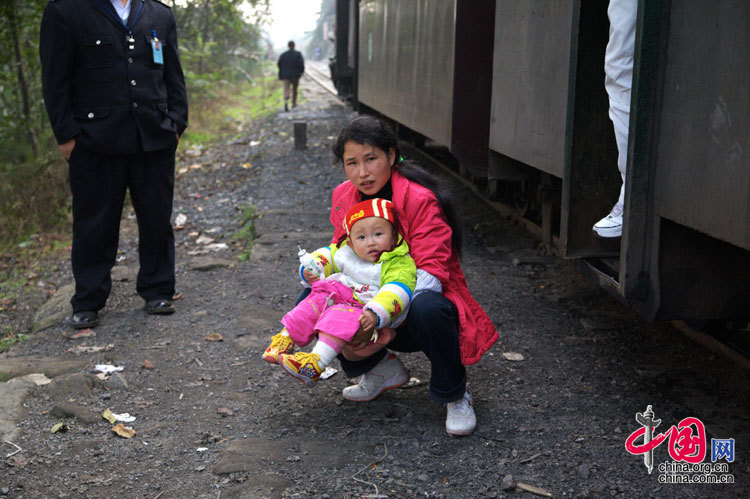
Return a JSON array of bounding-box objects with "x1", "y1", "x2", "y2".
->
[{"x1": 302, "y1": 269, "x2": 319, "y2": 283}]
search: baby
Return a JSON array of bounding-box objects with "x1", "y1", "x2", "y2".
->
[{"x1": 262, "y1": 198, "x2": 416, "y2": 386}]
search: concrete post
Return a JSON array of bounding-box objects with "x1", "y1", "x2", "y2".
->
[{"x1": 293, "y1": 121, "x2": 307, "y2": 150}]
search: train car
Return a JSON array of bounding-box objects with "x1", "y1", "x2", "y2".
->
[
  {"x1": 355, "y1": 0, "x2": 494, "y2": 181},
  {"x1": 336, "y1": 0, "x2": 749, "y2": 325},
  {"x1": 329, "y1": 0, "x2": 358, "y2": 101}
]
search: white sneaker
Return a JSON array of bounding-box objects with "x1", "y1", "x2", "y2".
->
[
  {"x1": 446, "y1": 390, "x2": 476, "y2": 436},
  {"x1": 342, "y1": 352, "x2": 409, "y2": 402},
  {"x1": 592, "y1": 201, "x2": 624, "y2": 238}
]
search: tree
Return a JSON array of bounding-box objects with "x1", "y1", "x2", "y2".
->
[
  {"x1": 175, "y1": 0, "x2": 270, "y2": 78},
  {"x1": 0, "y1": 0, "x2": 46, "y2": 162}
]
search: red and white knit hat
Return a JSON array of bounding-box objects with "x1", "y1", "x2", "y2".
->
[{"x1": 343, "y1": 198, "x2": 395, "y2": 235}]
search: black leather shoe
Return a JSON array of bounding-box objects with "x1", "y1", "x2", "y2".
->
[
  {"x1": 145, "y1": 299, "x2": 175, "y2": 315},
  {"x1": 71, "y1": 311, "x2": 99, "y2": 329}
]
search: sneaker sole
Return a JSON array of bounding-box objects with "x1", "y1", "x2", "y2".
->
[
  {"x1": 446, "y1": 426, "x2": 476, "y2": 437},
  {"x1": 342, "y1": 372, "x2": 409, "y2": 402},
  {"x1": 592, "y1": 226, "x2": 622, "y2": 238},
  {"x1": 262, "y1": 347, "x2": 294, "y2": 365},
  {"x1": 281, "y1": 362, "x2": 318, "y2": 388},
  {"x1": 261, "y1": 354, "x2": 279, "y2": 365}
]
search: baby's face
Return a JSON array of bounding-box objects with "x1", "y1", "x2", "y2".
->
[{"x1": 349, "y1": 217, "x2": 396, "y2": 262}]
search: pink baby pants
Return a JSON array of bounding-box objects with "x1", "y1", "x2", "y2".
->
[{"x1": 281, "y1": 280, "x2": 364, "y2": 347}]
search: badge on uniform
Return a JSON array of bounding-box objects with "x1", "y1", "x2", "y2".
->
[{"x1": 149, "y1": 30, "x2": 163, "y2": 65}]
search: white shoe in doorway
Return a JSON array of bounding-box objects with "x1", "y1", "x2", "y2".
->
[{"x1": 593, "y1": 201, "x2": 624, "y2": 238}]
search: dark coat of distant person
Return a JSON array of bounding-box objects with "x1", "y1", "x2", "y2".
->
[{"x1": 277, "y1": 47, "x2": 305, "y2": 80}]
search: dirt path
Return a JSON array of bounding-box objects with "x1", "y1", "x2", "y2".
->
[{"x1": 1, "y1": 78, "x2": 748, "y2": 498}]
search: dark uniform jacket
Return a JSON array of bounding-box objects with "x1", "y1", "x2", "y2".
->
[
  {"x1": 277, "y1": 49, "x2": 304, "y2": 80},
  {"x1": 40, "y1": 0, "x2": 188, "y2": 155}
]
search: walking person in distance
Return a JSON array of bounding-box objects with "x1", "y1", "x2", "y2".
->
[{"x1": 277, "y1": 40, "x2": 305, "y2": 111}]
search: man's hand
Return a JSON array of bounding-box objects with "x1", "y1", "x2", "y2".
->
[{"x1": 59, "y1": 138, "x2": 76, "y2": 160}]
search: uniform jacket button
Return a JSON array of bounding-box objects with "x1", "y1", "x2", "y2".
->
[
  {"x1": 130, "y1": 80, "x2": 137, "y2": 86},
  {"x1": 96, "y1": 40, "x2": 101, "y2": 45},
  {"x1": 87, "y1": 112, "x2": 94, "y2": 119}
]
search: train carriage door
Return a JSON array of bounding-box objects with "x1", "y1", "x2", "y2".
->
[{"x1": 560, "y1": 0, "x2": 623, "y2": 261}]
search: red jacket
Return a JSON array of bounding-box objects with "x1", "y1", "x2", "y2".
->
[{"x1": 331, "y1": 169, "x2": 498, "y2": 365}]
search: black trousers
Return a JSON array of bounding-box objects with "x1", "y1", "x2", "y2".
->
[
  {"x1": 296, "y1": 289, "x2": 467, "y2": 403},
  {"x1": 68, "y1": 145, "x2": 176, "y2": 312}
]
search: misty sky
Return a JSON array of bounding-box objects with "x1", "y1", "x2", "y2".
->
[{"x1": 267, "y1": 0, "x2": 321, "y2": 49}]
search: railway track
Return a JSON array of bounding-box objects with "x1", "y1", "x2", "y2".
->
[
  {"x1": 401, "y1": 144, "x2": 555, "y2": 252},
  {"x1": 304, "y1": 61, "x2": 338, "y2": 96}
]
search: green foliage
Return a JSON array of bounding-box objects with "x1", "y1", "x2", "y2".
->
[
  {"x1": 175, "y1": 0, "x2": 269, "y2": 87},
  {"x1": 177, "y1": 0, "x2": 274, "y2": 124},
  {"x1": 0, "y1": 0, "x2": 47, "y2": 163},
  {"x1": 233, "y1": 202, "x2": 257, "y2": 262},
  {"x1": 0, "y1": 271, "x2": 28, "y2": 301},
  {"x1": 0, "y1": 156, "x2": 70, "y2": 244},
  {"x1": 225, "y1": 67, "x2": 283, "y2": 121},
  {"x1": 180, "y1": 66, "x2": 282, "y2": 149},
  {"x1": 0, "y1": 330, "x2": 29, "y2": 354}
]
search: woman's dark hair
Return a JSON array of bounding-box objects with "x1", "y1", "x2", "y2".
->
[{"x1": 332, "y1": 115, "x2": 463, "y2": 256}]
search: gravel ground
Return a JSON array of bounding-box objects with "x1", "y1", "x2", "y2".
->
[{"x1": 0, "y1": 77, "x2": 748, "y2": 498}]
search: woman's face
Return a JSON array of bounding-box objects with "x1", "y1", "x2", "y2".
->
[{"x1": 343, "y1": 141, "x2": 395, "y2": 196}]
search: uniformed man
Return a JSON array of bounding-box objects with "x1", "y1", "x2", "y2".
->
[{"x1": 40, "y1": 0, "x2": 188, "y2": 329}]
